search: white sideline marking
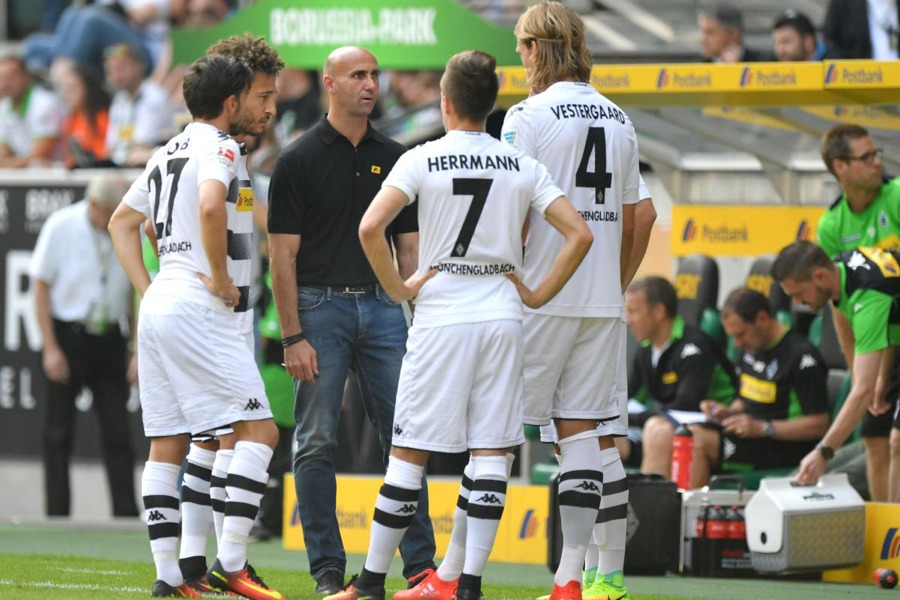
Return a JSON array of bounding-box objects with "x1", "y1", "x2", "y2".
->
[
  {"x1": 56, "y1": 567, "x2": 129, "y2": 575},
  {"x1": 0, "y1": 579, "x2": 145, "y2": 593}
]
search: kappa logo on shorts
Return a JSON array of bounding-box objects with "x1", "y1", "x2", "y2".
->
[
  {"x1": 393, "y1": 424, "x2": 403, "y2": 436},
  {"x1": 147, "y1": 510, "x2": 167, "y2": 522},
  {"x1": 244, "y1": 398, "x2": 263, "y2": 411},
  {"x1": 475, "y1": 493, "x2": 502, "y2": 505},
  {"x1": 396, "y1": 503, "x2": 417, "y2": 514}
]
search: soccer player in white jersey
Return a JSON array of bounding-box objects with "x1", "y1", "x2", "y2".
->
[
  {"x1": 170, "y1": 35, "x2": 285, "y2": 596},
  {"x1": 325, "y1": 50, "x2": 592, "y2": 600},
  {"x1": 501, "y1": 2, "x2": 642, "y2": 599},
  {"x1": 108, "y1": 53, "x2": 284, "y2": 600}
]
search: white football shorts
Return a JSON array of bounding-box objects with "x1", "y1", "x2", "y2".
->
[
  {"x1": 392, "y1": 319, "x2": 526, "y2": 453},
  {"x1": 523, "y1": 314, "x2": 620, "y2": 425},
  {"x1": 138, "y1": 303, "x2": 271, "y2": 437}
]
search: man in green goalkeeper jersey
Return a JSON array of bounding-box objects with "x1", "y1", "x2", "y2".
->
[
  {"x1": 816, "y1": 123, "x2": 900, "y2": 501},
  {"x1": 773, "y1": 242, "x2": 900, "y2": 499}
]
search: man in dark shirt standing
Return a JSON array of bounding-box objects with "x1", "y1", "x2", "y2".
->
[{"x1": 267, "y1": 46, "x2": 436, "y2": 596}]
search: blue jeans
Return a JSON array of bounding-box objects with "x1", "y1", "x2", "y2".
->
[{"x1": 292, "y1": 286, "x2": 436, "y2": 580}]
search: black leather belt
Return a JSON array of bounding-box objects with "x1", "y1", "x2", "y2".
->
[{"x1": 307, "y1": 284, "x2": 377, "y2": 295}]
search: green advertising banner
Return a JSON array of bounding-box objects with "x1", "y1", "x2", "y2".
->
[{"x1": 172, "y1": 0, "x2": 520, "y2": 69}]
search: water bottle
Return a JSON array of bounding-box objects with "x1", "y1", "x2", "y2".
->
[
  {"x1": 671, "y1": 424, "x2": 693, "y2": 490},
  {"x1": 726, "y1": 505, "x2": 746, "y2": 541}
]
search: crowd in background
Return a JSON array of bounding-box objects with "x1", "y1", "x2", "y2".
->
[{"x1": 1, "y1": 1, "x2": 896, "y2": 172}]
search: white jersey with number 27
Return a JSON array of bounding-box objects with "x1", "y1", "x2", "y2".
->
[
  {"x1": 123, "y1": 121, "x2": 250, "y2": 316},
  {"x1": 502, "y1": 81, "x2": 640, "y2": 318},
  {"x1": 384, "y1": 130, "x2": 563, "y2": 329}
]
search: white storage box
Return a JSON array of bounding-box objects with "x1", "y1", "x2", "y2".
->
[{"x1": 745, "y1": 473, "x2": 865, "y2": 572}]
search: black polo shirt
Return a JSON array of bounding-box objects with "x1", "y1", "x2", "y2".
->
[{"x1": 267, "y1": 115, "x2": 417, "y2": 285}]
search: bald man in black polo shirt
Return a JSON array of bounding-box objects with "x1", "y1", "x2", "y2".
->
[{"x1": 267, "y1": 46, "x2": 436, "y2": 596}]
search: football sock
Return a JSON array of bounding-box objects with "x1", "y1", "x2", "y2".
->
[
  {"x1": 463, "y1": 455, "x2": 508, "y2": 578},
  {"x1": 179, "y1": 444, "x2": 216, "y2": 570},
  {"x1": 210, "y1": 449, "x2": 234, "y2": 546},
  {"x1": 555, "y1": 431, "x2": 603, "y2": 587},
  {"x1": 362, "y1": 456, "x2": 424, "y2": 578},
  {"x1": 142, "y1": 461, "x2": 183, "y2": 586},
  {"x1": 218, "y1": 441, "x2": 272, "y2": 572}
]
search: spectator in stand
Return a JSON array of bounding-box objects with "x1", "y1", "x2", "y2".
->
[
  {"x1": 698, "y1": 3, "x2": 774, "y2": 62},
  {"x1": 273, "y1": 68, "x2": 321, "y2": 147},
  {"x1": 690, "y1": 288, "x2": 829, "y2": 488},
  {"x1": 0, "y1": 54, "x2": 63, "y2": 168},
  {"x1": 816, "y1": 123, "x2": 900, "y2": 501},
  {"x1": 824, "y1": 0, "x2": 899, "y2": 59},
  {"x1": 56, "y1": 63, "x2": 111, "y2": 169},
  {"x1": 30, "y1": 173, "x2": 139, "y2": 518},
  {"x1": 624, "y1": 276, "x2": 738, "y2": 478},
  {"x1": 772, "y1": 9, "x2": 824, "y2": 61},
  {"x1": 23, "y1": 0, "x2": 188, "y2": 78},
  {"x1": 103, "y1": 43, "x2": 174, "y2": 167}
]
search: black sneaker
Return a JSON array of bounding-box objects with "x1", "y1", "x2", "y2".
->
[
  {"x1": 151, "y1": 579, "x2": 202, "y2": 598},
  {"x1": 454, "y1": 587, "x2": 483, "y2": 600},
  {"x1": 315, "y1": 569, "x2": 346, "y2": 595},
  {"x1": 322, "y1": 575, "x2": 385, "y2": 600}
]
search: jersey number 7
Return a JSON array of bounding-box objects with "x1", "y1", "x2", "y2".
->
[
  {"x1": 576, "y1": 127, "x2": 612, "y2": 204},
  {"x1": 450, "y1": 178, "x2": 493, "y2": 258}
]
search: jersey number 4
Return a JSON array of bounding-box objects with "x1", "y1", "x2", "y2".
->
[
  {"x1": 451, "y1": 178, "x2": 493, "y2": 257},
  {"x1": 148, "y1": 157, "x2": 188, "y2": 240},
  {"x1": 576, "y1": 127, "x2": 612, "y2": 204}
]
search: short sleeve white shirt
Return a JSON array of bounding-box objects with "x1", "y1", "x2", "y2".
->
[
  {"x1": 29, "y1": 200, "x2": 133, "y2": 323},
  {"x1": 384, "y1": 130, "x2": 562, "y2": 328},
  {"x1": 106, "y1": 80, "x2": 174, "y2": 165},
  {"x1": 502, "y1": 81, "x2": 641, "y2": 318},
  {"x1": 0, "y1": 84, "x2": 63, "y2": 157}
]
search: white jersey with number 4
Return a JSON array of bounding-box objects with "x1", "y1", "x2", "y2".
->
[
  {"x1": 124, "y1": 121, "x2": 253, "y2": 317},
  {"x1": 384, "y1": 130, "x2": 563, "y2": 329},
  {"x1": 502, "y1": 81, "x2": 640, "y2": 318}
]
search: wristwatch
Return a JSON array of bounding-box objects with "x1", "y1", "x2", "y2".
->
[
  {"x1": 762, "y1": 421, "x2": 775, "y2": 438},
  {"x1": 816, "y1": 443, "x2": 835, "y2": 460}
]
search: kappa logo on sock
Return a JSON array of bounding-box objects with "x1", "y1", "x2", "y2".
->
[
  {"x1": 146, "y1": 510, "x2": 167, "y2": 522},
  {"x1": 475, "y1": 493, "x2": 502, "y2": 505},
  {"x1": 244, "y1": 398, "x2": 263, "y2": 410},
  {"x1": 396, "y1": 503, "x2": 417, "y2": 514},
  {"x1": 575, "y1": 481, "x2": 601, "y2": 492}
]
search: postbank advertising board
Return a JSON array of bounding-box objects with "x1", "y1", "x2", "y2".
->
[{"x1": 671, "y1": 205, "x2": 825, "y2": 257}]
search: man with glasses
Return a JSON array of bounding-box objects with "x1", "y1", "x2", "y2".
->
[{"x1": 816, "y1": 123, "x2": 900, "y2": 501}]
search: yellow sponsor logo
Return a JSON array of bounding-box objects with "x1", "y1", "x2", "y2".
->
[
  {"x1": 740, "y1": 373, "x2": 776, "y2": 403},
  {"x1": 662, "y1": 371, "x2": 679, "y2": 385},
  {"x1": 671, "y1": 206, "x2": 825, "y2": 257},
  {"x1": 236, "y1": 188, "x2": 253, "y2": 212},
  {"x1": 675, "y1": 273, "x2": 700, "y2": 300},
  {"x1": 859, "y1": 247, "x2": 900, "y2": 277},
  {"x1": 876, "y1": 235, "x2": 900, "y2": 252},
  {"x1": 371, "y1": 165, "x2": 382, "y2": 174},
  {"x1": 589, "y1": 69, "x2": 631, "y2": 90},
  {"x1": 746, "y1": 274, "x2": 773, "y2": 297}
]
